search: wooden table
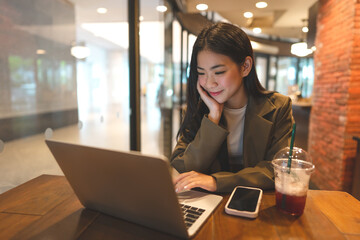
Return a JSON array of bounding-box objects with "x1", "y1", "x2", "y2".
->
[{"x1": 1, "y1": 175, "x2": 360, "y2": 240}]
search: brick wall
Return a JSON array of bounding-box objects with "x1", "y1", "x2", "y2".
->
[{"x1": 309, "y1": 0, "x2": 360, "y2": 191}]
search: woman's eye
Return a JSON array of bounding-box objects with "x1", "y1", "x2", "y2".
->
[
  {"x1": 215, "y1": 71, "x2": 225, "y2": 75},
  {"x1": 197, "y1": 72, "x2": 205, "y2": 75}
]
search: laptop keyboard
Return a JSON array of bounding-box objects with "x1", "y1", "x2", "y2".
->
[{"x1": 180, "y1": 204, "x2": 205, "y2": 228}]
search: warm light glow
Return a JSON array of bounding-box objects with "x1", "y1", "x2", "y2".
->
[
  {"x1": 244, "y1": 12, "x2": 253, "y2": 18},
  {"x1": 196, "y1": 3, "x2": 208, "y2": 11},
  {"x1": 311, "y1": 46, "x2": 317, "y2": 51},
  {"x1": 97, "y1": 8, "x2": 108, "y2": 14},
  {"x1": 256, "y1": 2, "x2": 268, "y2": 8},
  {"x1": 253, "y1": 27, "x2": 262, "y2": 34},
  {"x1": 251, "y1": 41, "x2": 260, "y2": 49},
  {"x1": 302, "y1": 26, "x2": 309, "y2": 33},
  {"x1": 81, "y1": 22, "x2": 165, "y2": 63},
  {"x1": 139, "y1": 16, "x2": 144, "y2": 21},
  {"x1": 36, "y1": 49, "x2": 46, "y2": 55},
  {"x1": 291, "y1": 42, "x2": 313, "y2": 57},
  {"x1": 82, "y1": 22, "x2": 129, "y2": 48},
  {"x1": 156, "y1": 5, "x2": 167, "y2": 12},
  {"x1": 71, "y1": 45, "x2": 90, "y2": 59},
  {"x1": 166, "y1": 89, "x2": 173, "y2": 97},
  {"x1": 251, "y1": 41, "x2": 279, "y2": 54}
]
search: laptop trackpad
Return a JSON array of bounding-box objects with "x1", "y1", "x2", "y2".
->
[{"x1": 177, "y1": 190, "x2": 222, "y2": 208}]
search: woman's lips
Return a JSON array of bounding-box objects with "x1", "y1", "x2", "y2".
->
[{"x1": 209, "y1": 90, "x2": 223, "y2": 96}]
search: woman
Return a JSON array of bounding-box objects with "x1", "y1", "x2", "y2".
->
[{"x1": 171, "y1": 22, "x2": 294, "y2": 193}]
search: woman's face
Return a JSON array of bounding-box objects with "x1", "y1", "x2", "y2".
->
[{"x1": 197, "y1": 50, "x2": 251, "y2": 108}]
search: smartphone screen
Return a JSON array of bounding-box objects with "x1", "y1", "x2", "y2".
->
[{"x1": 227, "y1": 187, "x2": 261, "y2": 212}]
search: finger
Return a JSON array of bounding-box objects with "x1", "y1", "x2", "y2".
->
[
  {"x1": 177, "y1": 174, "x2": 216, "y2": 192},
  {"x1": 175, "y1": 179, "x2": 190, "y2": 192},
  {"x1": 173, "y1": 172, "x2": 189, "y2": 184},
  {"x1": 196, "y1": 80, "x2": 202, "y2": 92},
  {"x1": 184, "y1": 179, "x2": 214, "y2": 192},
  {"x1": 196, "y1": 81, "x2": 205, "y2": 98},
  {"x1": 174, "y1": 171, "x2": 196, "y2": 184},
  {"x1": 196, "y1": 81, "x2": 219, "y2": 110},
  {"x1": 181, "y1": 180, "x2": 200, "y2": 190},
  {"x1": 197, "y1": 81, "x2": 209, "y2": 99},
  {"x1": 174, "y1": 172, "x2": 202, "y2": 192},
  {"x1": 177, "y1": 178, "x2": 204, "y2": 192},
  {"x1": 175, "y1": 174, "x2": 201, "y2": 192}
]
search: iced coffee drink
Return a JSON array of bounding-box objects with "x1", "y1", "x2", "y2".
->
[{"x1": 272, "y1": 148, "x2": 315, "y2": 216}]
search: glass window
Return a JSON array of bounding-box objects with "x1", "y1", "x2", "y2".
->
[
  {"x1": 298, "y1": 58, "x2": 314, "y2": 98},
  {"x1": 0, "y1": 0, "x2": 128, "y2": 193},
  {"x1": 73, "y1": 3, "x2": 129, "y2": 149},
  {"x1": 276, "y1": 57, "x2": 298, "y2": 96},
  {"x1": 172, "y1": 20, "x2": 182, "y2": 109},
  {"x1": 255, "y1": 56, "x2": 267, "y2": 88},
  {"x1": 188, "y1": 34, "x2": 196, "y2": 64},
  {"x1": 139, "y1": 0, "x2": 166, "y2": 155},
  {"x1": 171, "y1": 20, "x2": 182, "y2": 148},
  {"x1": 268, "y1": 56, "x2": 278, "y2": 91},
  {"x1": 181, "y1": 29, "x2": 189, "y2": 106}
]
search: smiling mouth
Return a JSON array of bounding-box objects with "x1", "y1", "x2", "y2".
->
[{"x1": 209, "y1": 90, "x2": 223, "y2": 96}]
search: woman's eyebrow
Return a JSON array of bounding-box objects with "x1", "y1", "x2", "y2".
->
[
  {"x1": 211, "y1": 64, "x2": 225, "y2": 70},
  {"x1": 197, "y1": 64, "x2": 225, "y2": 70}
]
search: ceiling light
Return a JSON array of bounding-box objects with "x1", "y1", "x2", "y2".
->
[
  {"x1": 196, "y1": 3, "x2": 208, "y2": 11},
  {"x1": 253, "y1": 28, "x2": 262, "y2": 34},
  {"x1": 256, "y1": 2, "x2": 268, "y2": 8},
  {"x1": 302, "y1": 26, "x2": 309, "y2": 33},
  {"x1": 244, "y1": 12, "x2": 253, "y2": 18},
  {"x1": 166, "y1": 89, "x2": 173, "y2": 96},
  {"x1": 139, "y1": 16, "x2": 144, "y2": 21},
  {"x1": 71, "y1": 45, "x2": 90, "y2": 59},
  {"x1": 156, "y1": 5, "x2": 167, "y2": 12},
  {"x1": 97, "y1": 8, "x2": 108, "y2": 14},
  {"x1": 36, "y1": 49, "x2": 46, "y2": 55},
  {"x1": 291, "y1": 42, "x2": 313, "y2": 57}
]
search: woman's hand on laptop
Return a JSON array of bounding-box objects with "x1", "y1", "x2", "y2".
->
[{"x1": 173, "y1": 171, "x2": 217, "y2": 193}]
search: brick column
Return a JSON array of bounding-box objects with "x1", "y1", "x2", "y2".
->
[{"x1": 309, "y1": 0, "x2": 360, "y2": 191}]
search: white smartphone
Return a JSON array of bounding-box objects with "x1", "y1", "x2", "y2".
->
[{"x1": 225, "y1": 186, "x2": 263, "y2": 218}]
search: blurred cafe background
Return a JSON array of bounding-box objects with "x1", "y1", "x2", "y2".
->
[{"x1": 0, "y1": 0, "x2": 359, "y2": 200}]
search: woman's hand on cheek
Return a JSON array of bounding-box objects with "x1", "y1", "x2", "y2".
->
[
  {"x1": 197, "y1": 81, "x2": 223, "y2": 124},
  {"x1": 173, "y1": 171, "x2": 217, "y2": 193}
]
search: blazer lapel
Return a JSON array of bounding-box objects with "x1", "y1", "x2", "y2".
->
[{"x1": 243, "y1": 95, "x2": 276, "y2": 167}]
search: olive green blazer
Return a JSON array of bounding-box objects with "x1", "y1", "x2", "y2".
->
[{"x1": 170, "y1": 92, "x2": 294, "y2": 193}]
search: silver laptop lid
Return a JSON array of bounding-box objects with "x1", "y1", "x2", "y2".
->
[{"x1": 45, "y1": 140, "x2": 188, "y2": 239}]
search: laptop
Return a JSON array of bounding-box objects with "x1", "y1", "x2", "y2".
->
[{"x1": 45, "y1": 140, "x2": 223, "y2": 239}]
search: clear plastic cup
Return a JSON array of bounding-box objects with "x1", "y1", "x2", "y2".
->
[{"x1": 272, "y1": 147, "x2": 315, "y2": 216}]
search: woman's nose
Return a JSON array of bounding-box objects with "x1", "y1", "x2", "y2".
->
[{"x1": 205, "y1": 75, "x2": 217, "y2": 88}]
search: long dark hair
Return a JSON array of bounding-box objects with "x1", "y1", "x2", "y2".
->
[{"x1": 177, "y1": 22, "x2": 266, "y2": 139}]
